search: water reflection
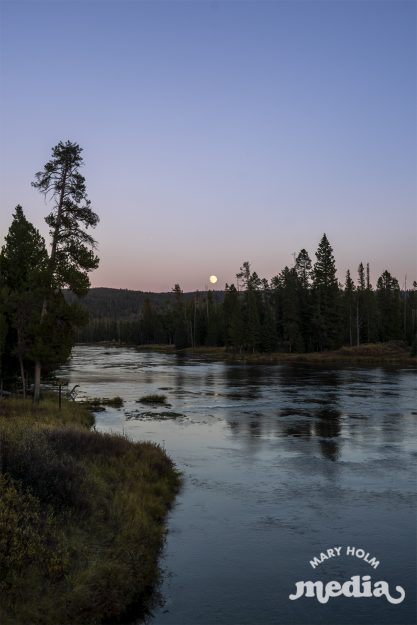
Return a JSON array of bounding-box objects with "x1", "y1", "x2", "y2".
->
[
  {"x1": 220, "y1": 363, "x2": 344, "y2": 461},
  {"x1": 61, "y1": 347, "x2": 417, "y2": 625},
  {"x1": 314, "y1": 407, "x2": 342, "y2": 461},
  {"x1": 223, "y1": 364, "x2": 263, "y2": 399}
]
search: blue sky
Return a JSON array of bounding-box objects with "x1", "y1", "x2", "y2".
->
[{"x1": 0, "y1": 0, "x2": 415, "y2": 291}]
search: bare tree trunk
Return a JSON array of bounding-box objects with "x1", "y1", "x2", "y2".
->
[
  {"x1": 349, "y1": 304, "x2": 352, "y2": 347},
  {"x1": 33, "y1": 360, "x2": 41, "y2": 403},
  {"x1": 33, "y1": 298, "x2": 47, "y2": 403},
  {"x1": 356, "y1": 300, "x2": 360, "y2": 347},
  {"x1": 33, "y1": 168, "x2": 69, "y2": 404},
  {"x1": 18, "y1": 353, "x2": 26, "y2": 399}
]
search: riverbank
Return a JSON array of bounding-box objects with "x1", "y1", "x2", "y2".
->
[
  {"x1": 133, "y1": 341, "x2": 417, "y2": 366},
  {"x1": 0, "y1": 396, "x2": 180, "y2": 625}
]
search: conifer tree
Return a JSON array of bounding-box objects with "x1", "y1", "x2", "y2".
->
[
  {"x1": 312, "y1": 234, "x2": 341, "y2": 350},
  {"x1": 344, "y1": 270, "x2": 355, "y2": 347},
  {"x1": 295, "y1": 249, "x2": 312, "y2": 288},
  {"x1": 0, "y1": 206, "x2": 48, "y2": 395},
  {"x1": 280, "y1": 266, "x2": 304, "y2": 352},
  {"x1": 223, "y1": 284, "x2": 244, "y2": 351},
  {"x1": 172, "y1": 284, "x2": 189, "y2": 349},
  {"x1": 376, "y1": 270, "x2": 401, "y2": 341},
  {"x1": 31, "y1": 141, "x2": 99, "y2": 401},
  {"x1": 364, "y1": 263, "x2": 374, "y2": 342},
  {"x1": 355, "y1": 262, "x2": 366, "y2": 345},
  {"x1": 295, "y1": 248, "x2": 313, "y2": 349}
]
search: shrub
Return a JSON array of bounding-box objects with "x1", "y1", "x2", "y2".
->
[{"x1": 1, "y1": 428, "x2": 91, "y2": 511}]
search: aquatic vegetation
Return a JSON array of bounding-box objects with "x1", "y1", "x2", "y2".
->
[
  {"x1": 85, "y1": 395, "x2": 124, "y2": 409},
  {"x1": 138, "y1": 394, "x2": 168, "y2": 404},
  {"x1": 126, "y1": 409, "x2": 184, "y2": 421}
]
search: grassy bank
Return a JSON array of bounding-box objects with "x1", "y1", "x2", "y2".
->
[
  {"x1": 0, "y1": 396, "x2": 180, "y2": 625},
  {"x1": 167, "y1": 342, "x2": 415, "y2": 365}
]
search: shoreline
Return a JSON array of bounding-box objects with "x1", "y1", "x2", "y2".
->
[{"x1": 82, "y1": 342, "x2": 417, "y2": 367}]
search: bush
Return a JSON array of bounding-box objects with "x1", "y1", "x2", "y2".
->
[{"x1": 1, "y1": 428, "x2": 91, "y2": 511}]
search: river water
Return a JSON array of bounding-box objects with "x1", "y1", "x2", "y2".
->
[{"x1": 60, "y1": 345, "x2": 417, "y2": 625}]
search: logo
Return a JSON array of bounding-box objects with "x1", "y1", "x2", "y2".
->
[{"x1": 289, "y1": 546, "x2": 405, "y2": 605}]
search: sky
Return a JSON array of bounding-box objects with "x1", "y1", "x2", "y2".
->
[{"x1": 0, "y1": 0, "x2": 416, "y2": 292}]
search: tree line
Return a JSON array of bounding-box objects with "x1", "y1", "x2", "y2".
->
[
  {"x1": 77, "y1": 235, "x2": 417, "y2": 354},
  {"x1": 0, "y1": 141, "x2": 99, "y2": 399},
  {"x1": 1, "y1": 140, "x2": 416, "y2": 397}
]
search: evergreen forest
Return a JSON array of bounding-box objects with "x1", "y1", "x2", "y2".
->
[{"x1": 75, "y1": 236, "x2": 416, "y2": 354}]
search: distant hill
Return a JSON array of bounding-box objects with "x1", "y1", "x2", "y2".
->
[{"x1": 65, "y1": 287, "x2": 225, "y2": 319}]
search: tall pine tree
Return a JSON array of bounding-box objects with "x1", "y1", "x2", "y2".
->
[
  {"x1": 312, "y1": 234, "x2": 341, "y2": 350},
  {"x1": 31, "y1": 141, "x2": 99, "y2": 401}
]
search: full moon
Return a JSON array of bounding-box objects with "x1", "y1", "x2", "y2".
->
[{"x1": 209, "y1": 275, "x2": 218, "y2": 284}]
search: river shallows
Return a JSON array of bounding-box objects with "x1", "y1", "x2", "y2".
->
[{"x1": 61, "y1": 345, "x2": 416, "y2": 625}]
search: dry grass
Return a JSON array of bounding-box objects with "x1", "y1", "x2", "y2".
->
[
  {"x1": 0, "y1": 396, "x2": 180, "y2": 625},
  {"x1": 171, "y1": 343, "x2": 416, "y2": 365}
]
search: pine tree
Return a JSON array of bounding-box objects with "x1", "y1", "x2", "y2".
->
[
  {"x1": 223, "y1": 284, "x2": 244, "y2": 351},
  {"x1": 295, "y1": 248, "x2": 313, "y2": 350},
  {"x1": 172, "y1": 284, "x2": 189, "y2": 349},
  {"x1": 0, "y1": 206, "x2": 47, "y2": 290},
  {"x1": 295, "y1": 249, "x2": 312, "y2": 288},
  {"x1": 355, "y1": 262, "x2": 366, "y2": 345},
  {"x1": 376, "y1": 270, "x2": 401, "y2": 341},
  {"x1": 238, "y1": 263, "x2": 262, "y2": 352},
  {"x1": 343, "y1": 270, "x2": 355, "y2": 347},
  {"x1": 259, "y1": 286, "x2": 278, "y2": 352},
  {"x1": 0, "y1": 206, "x2": 48, "y2": 395},
  {"x1": 245, "y1": 289, "x2": 261, "y2": 352},
  {"x1": 236, "y1": 261, "x2": 251, "y2": 291},
  {"x1": 312, "y1": 234, "x2": 341, "y2": 350},
  {"x1": 280, "y1": 267, "x2": 304, "y2": 352},
  {"x1": 31, "y1": 141, "x2": 99, "y2": 401}
]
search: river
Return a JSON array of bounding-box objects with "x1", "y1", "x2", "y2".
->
[{"x1": 60, "y1": 345, "x2": 416, "y2": 625}]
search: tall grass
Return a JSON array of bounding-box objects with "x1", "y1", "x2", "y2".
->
[{"x1": 0, "y1": 396, "x2": 180, "y2": 625}]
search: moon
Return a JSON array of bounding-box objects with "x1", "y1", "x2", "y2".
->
[{"x1": 209, "y1": 275, "x2": 218, "y2": 284}]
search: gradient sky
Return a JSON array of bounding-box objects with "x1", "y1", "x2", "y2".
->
[{"x1": 0, "y1": 0, "x2": 416, "y2": 291}]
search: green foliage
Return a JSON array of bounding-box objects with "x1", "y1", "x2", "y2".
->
[
  {"x1": 0, "y1": 144, "x2": 100, "y2": 396},
  {"x1": 32, "y1": 141, "x2": 99, "y2": 296},
  {"x1": 30, "y1": 294, "x2": 88, "y2": 374},
  {"x1": 274, "y1": 267, "x2": 304, "y2": 352},
  {"x1": 295, "y1": 248, "x2": 312, "y2": 288},
  {"x1": 27, "y1": 140, "x2": 100, "y2": 400},
  {"x1": 376, "y1": 270, "x2": 401, "y2": 341},
  {"x1": 0, "y1": 205, "x2": 48, "y2": 290},
  {"x1": 0, "y1": 206, "x2": 49, "y2": 385}
]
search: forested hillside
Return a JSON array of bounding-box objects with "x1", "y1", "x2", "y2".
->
[
  {"x1": 74, "y1": 235, "x2": 417, "y2": 354},
  {"x1": 65, "y1": 288, "x2": 224, "y2": 319}
]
